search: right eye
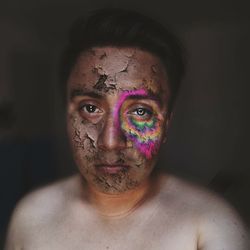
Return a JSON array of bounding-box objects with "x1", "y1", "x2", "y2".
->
[{"x1": 79, "y1": 104, "x2": 102, "y2": 114}]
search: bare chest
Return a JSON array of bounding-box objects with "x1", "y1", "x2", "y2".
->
[{"x1": 24, "y1": 206, "x2": 198, "y2": 250}]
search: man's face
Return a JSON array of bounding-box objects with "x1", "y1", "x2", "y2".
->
[{"x1": 67, "y1": 47, "x2": 170, "y2": 194}]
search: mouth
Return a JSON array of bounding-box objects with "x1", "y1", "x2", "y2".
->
[{"x1": 95, "y1": 164, "x2": 130, "y2": 174}]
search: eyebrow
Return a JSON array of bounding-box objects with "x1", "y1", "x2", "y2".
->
[
  {"x1": 126, "y1": 93, "x2": 160, "y2": 101},
  {"x1": 70, "y1": 89, "x2": 103, "y2": 100},
  {"x1": 70, "y1": 88, "x2": 162, "y2": 106},
  {"x1": 126, "y1": 93, "x2": 162, "y2": 107}
]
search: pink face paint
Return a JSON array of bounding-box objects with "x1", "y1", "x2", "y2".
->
[{"x1": 114, "y1": 89, "x2": 162, "y2": 159}]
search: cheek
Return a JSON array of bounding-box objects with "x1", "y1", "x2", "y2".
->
[
  {"x1": 67, "y1": 113, "x2": 100, "y2": 154},
  {"x1": 121, "y1": 115, "x2": 163, "y2": 159}
]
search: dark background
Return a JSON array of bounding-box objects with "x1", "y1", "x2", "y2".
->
[{"x1": 1, "y1": 0, "x2": 250, "y2": 246}]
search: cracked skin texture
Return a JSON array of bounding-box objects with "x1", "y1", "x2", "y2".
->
[{"x1": 67, "y1": 47, "x2": 169, "y2": 194}]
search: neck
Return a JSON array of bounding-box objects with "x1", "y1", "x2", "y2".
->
[{"x1": 83, "y1": 177, "x2": 157, "y2": 218}]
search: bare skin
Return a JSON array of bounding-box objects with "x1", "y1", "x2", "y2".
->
[{"x1": 5, "y1": 47, "x2": 248, "y2": 250}]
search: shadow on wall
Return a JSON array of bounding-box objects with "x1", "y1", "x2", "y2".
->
[
  {"x1": 0, "y1": 17, "x2": 58, "y2": 246},
  {"x1": 159, "y1": 23, "x2": 250, "y2": 226}
]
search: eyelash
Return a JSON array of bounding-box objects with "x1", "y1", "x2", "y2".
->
[
  {"x1": 78, "y1": 103, "x2": 154, "y2": 119},
  {"x1": 129, "y1": 107, "x2": 153, "y2": 118},
  {"x1": 79, "y1": 104, "x2": 102, "y2": 114}
]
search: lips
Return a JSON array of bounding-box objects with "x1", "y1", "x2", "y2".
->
[{"x1": 95, "y1": 164, "x2": 130, "y2": 174}]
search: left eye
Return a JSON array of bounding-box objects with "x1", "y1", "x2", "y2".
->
[{"x1": 131, "y1": 108, "x2": 153, "y2": 117}]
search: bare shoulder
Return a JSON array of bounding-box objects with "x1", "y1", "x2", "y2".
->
[
  {"x1": 160, "y1": 174, "x2": 237, "y2": 211},
  {"x1": 160, "y1": 174, "x2": 249, "y2": 249},
  {"x1": 4, "y1": 175, "x2": 80, "y2": 250},
  {"x1": 10, "y1": 174, "x2": 79, "y2": 219}
]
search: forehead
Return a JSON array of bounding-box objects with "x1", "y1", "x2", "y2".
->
[{"x1": 67, "y1": 46, "x2": 169, "y2": 96}]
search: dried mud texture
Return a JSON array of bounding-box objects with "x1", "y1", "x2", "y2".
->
[
  {"x1": 92, "y1": 150, "x2": 147, "y2": 193},
  {"x1": 90, "y1": 48, "x2": 138, "y2": 94},
  {"x1": 69, "y1": 114, "x2": 142, "y2": 193},
  {"x1": 67, "y1": 47, "x2": 167, "y2": 194},
  {"x1": 73, "y1": 129, "x2": 84, "y2": 148},
  {"x1": 151, "y1": 64, "x2": 158, "y2": 74},
  {"x1": 93, "y1": 74, "x2": 116, "y2": 92},
  {"x1": 99, "y1": 52, "x2": 107, "y2": 60},
  {"x1": 70, "y1": 113, "x2": 98, "y2": 151},
  {"x1": 94, "y1": 170, "x2": 139, "y2": 193}
]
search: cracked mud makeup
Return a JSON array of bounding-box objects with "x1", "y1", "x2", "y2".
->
[{"x1": 67, "y1": 47, "x2": 169, "y2": 194}]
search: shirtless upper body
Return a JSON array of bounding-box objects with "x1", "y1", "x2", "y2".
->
[
  {"x1": 5, "y1": 174, "x2": 248, "y2": 250},
  {"x1": 5, "y1": 9, "x2": 249, "y2": 250}
]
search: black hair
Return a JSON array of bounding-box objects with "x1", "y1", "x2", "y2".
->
[{"x1": 60, "y1": 8, "x2": 185, "y2": 112}]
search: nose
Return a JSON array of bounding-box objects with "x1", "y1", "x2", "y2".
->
[{"x1": 97, "y1": 114, "x2": 127, "y2": 151}]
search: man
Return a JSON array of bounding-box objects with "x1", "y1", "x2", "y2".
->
[{"x1": 5, "y1": 8, "x2": 248, "y2": 250}]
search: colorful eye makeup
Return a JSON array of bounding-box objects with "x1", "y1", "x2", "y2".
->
[{"x1": 114, "y1": 89, "x2": 163, "y2": 159}]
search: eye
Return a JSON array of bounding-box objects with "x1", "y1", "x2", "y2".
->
[
  {"x1": 79, "y1": 104, "x2": 102, "y2": 114},
  {"x1": 130, "y1": 107, "x2": 153, "y2": 118}
]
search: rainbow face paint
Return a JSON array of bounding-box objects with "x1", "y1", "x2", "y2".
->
[{"x1": 114, "y1": 89, "x2": 163, "y2": 159}]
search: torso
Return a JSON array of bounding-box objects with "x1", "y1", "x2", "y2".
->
[{"x1": 15, "y1": 174, "x2": 201, "y2": 250}]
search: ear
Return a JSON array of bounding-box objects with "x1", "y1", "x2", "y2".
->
[{"x1": 163, "y1": 112, "x2": 173, "y2": 143}]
